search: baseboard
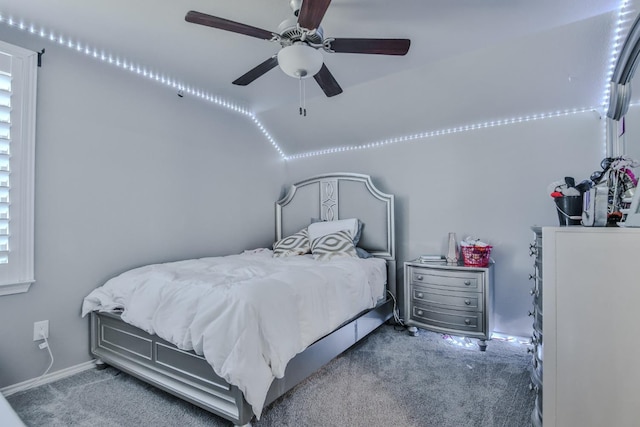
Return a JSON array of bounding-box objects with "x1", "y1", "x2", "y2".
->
[{"x1": 0, "y1": 360, "x2": 97, "y2": 397}]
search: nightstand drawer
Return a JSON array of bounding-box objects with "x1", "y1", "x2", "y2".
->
[
  {"x1": 412, "y1": 287, "x2": 483, "y2": 311},
  {"x1": 404, "y1": 260, "x2": 494, "y2": 349},
  {"x1": 410, "y1": 268, "x2": 482, "y2": 291},
  {"x1": 411, "y1": 306, "x2": 482, "y2": 333}
]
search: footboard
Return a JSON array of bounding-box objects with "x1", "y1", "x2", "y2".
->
[
  {"x1": 90, "y1": 299, "x2": 393, "y2": 426},
  {"x1": 90, "y1": 311, "x2": 254, "y2": 425}
]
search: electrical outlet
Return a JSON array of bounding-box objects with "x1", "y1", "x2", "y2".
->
[{"x1": 33, "y1": 320, "x2": 49, "y2": 341}]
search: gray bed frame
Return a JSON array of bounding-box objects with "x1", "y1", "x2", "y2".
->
[{"x1": 89, "y1": 173, "x2": 396, "y2": 426}]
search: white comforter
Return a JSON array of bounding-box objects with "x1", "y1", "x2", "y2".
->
[{"x1": 81, "y1": 249, "x2": 386, "y2": 418}]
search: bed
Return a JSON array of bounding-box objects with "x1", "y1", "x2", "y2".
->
[{"x1": 82, "y1": 173, "x2": 396, "y2": 426}]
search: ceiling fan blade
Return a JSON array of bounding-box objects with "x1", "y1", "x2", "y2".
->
[
  {"x1": 232, "y1": 56, "x2": 279, "y2": 86},
  {"x1": 185, "y1": 10, "x2": 274, "y2": 40},
  {"x1": 297, "y1": 0, "x2": 332, "y2": 30},
  {"x1": 313, "y1": 64, "x2": 343, "y2": 97},
  {"x1": 329, "y1": 38, "x2": 411, "y2": 55}
]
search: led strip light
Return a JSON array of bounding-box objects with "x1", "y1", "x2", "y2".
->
[
  {"x1": 0, "y1": 4, "x2": 634, "y2": 161},
  {"x1": 0, "y1": 12, "x2": 288, "y2": 160},
  {"x1": 0, "y1": 16, "x2": 252, "y2": 114},
  {"x1": 599, "y1": 0, "x2": 636, "y2": 154},
  {"x1": 287, "y1": 107, "x2": 598, "y2": 160},
  {"x1": 603, "y1": 0, "x2": 635, "y2": 110}
]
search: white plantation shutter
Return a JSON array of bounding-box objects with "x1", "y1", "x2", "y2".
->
[
  {"x1": 0, "y1": 41, "x2": 36, "y2": 296},
  {"x1": 0, "y1": 71, "x2": 12, "y2": 264}
]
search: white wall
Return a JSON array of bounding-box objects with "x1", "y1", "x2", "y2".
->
[
  {"x1": 0, "y1": 25, "x2": 610, "y2": 388},
  {"x1": 0, "y1": 29, "x2": 285, "y2": 388},
  {"x1": 283, "y1": 112, "x2": 605, "y2": 336}
]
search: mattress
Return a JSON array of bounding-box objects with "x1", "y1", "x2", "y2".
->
[{"x1": 82, "y1": 249, "x2": 386, "y2": 417}]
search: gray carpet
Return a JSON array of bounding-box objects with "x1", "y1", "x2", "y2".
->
[{"x1": 7, "y1": 325, "x2": 535, "y2": 427}]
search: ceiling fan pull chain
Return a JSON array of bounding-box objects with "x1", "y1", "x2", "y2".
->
[
  {"x1": 303, "y1": 78, "x2": 307, "y2": 116},
  {"x1": 299, "y1": 76, "x2": 307, "y2": 116}
]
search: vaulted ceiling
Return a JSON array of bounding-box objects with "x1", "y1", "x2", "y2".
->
[{"x1": 0, "y1": 0, "x2": 633, "y2": 157}]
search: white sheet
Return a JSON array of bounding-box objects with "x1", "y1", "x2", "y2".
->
[{"x1": 81, "y1": 250, "x2": 386, "y2": 418}]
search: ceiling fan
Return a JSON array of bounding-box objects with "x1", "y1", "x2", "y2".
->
[{"x1": 185, "y1": 0, "x2": 411, "y2": 99}]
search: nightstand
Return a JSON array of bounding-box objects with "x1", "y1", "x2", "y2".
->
[{"x1": 404, "y1": 259, "x2": 494, "y2": 351}]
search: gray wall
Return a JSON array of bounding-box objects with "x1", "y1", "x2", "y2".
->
[
  {"x1": 0, "y1": 27, "x2": 608, "y2": 388},
  {"x1": 0, "y1": 30, "x2": 285, "y2": 387},
  {"x1": 283, "y1": 112, "x2": 604, "y2": 337}
]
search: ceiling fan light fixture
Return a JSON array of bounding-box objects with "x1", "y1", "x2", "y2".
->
[
  {"x1": 277, "y1": 44, "x2": 323, "y2": 79},
  {"x1": 289, "y1": 0, "x2": 302, "y2": 16}
]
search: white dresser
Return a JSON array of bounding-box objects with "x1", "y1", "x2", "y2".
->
[
  {"x1": 528, "y1": 227, "x2": 543, "y2": 426},
  {"x1": 540, "y1": 227, "x2": 640, "y2": 427}
]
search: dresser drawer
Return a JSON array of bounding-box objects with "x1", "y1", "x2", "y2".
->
[
  {"x1": 403, "y1": 260, "x2": 494, "y2": 348},
  {"x1": 410, "y1": 267, "x2": 483, "y2": 291},
  {"x1": 534, "y1": 258, "x2": 542, "y2": 277},
  {"x1": 530, "y1": 306, "x2": 543, "y2": 333},
  {"x1": 530, "y1": 358, "x2": 542, "y2": 390},
  {"x1": 531, "y1": 289, "x2": 542, "y2": 312},
  {"x1": 411, "y1": 305, "x2": 483, "y2": 333},
  {"x1": 412, "y1": 286, "x2": 483, "y2": 311}
]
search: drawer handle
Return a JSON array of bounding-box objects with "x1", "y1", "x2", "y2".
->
[
  {"x1": 528, "y1": 310, "x2": 534, "y2": 317},
  {"x1": 529, "y1": 248, "x2": 538, "y2": 256},
  {"x1": 529, "y1": 383, "x2": 539, "y2": 393},
  {"x1": 464, "y1": 299, "x2": 471, "y2": 305},
  {"x1": 529, "y1": 288, "x2": 537, "y2": 296},
  {"x1": 527, "y1": 347, "x2": 535, "y2": 354},
  {"x1": 417, "y1": 292, "x2": 424, "y2": 298},
  {"x1": 417, "y1": 309, "x2": 424, "y2": 316},
  {"x1": 528, "y1": 273, "x2": 537, "y2": 281},
  {"x1": 464, "y1": 280, "x2": 471, "y2": 286},
  {"x1": 464, "y1": 318, "x2": 471, "y2": 325},
  {"x1": 416, "y1": 275, "x2": 423, "y2": 281}
]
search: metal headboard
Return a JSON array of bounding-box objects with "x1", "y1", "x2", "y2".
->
[
  {"x1": 275, "y1": 173, "x2": 396, "y2": 297},
  {"x1": 276, "y1": 173, "x2": 395, "y2": 261}
]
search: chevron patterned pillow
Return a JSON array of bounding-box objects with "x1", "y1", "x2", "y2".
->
[
  {"x1": 272, "y1": 228, "x2": 311, "y2": 257},
  {"x1": 311, "y1": 230, "x2": 358, "y2": 260}
]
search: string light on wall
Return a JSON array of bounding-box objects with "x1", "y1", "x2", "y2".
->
[
  {"x1": 603, "y1": 0, "x2": 635, "y2": 110},
  {"x1": 286, "y1": 107, "x2": 596, "y2": 160},
  {"x1": 0, "y1": 3, "x2": 634, "y2": 162},
  {"x1": 249, "y1": 114, "x2": 286, "y2": 158},
  {"x1": 599, "y1": 0, "x2": 635, "y2": 153},
  {"x1": 0, "y1": 12, "x2": 288, "y2": 158}
]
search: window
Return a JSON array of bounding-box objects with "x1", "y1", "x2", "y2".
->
[{"x1": 0, "y1": 40, "x2": 36, "y2": 296}]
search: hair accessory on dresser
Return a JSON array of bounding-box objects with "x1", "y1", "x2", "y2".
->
[{"x1": 586, "y1": 156, "x2": 639, "y2": 226}]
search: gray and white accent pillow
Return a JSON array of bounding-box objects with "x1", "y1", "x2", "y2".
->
[
  {"x1": 272, "y1": 228, "x2": 310, "y2": 257},
  {"x1": 311, "y1": 230, "x2": 358, "y2": 260},
  {"x1": 308, "y1": 218, "x2": 360, "y2": 245}
]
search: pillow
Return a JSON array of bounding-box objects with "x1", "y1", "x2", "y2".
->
[
  {"x1": 311, "y1": 230, "x2": 359, "y2": 260},
  {"x1": 353, "y1": 220, "x2": 364, "y2": 246},
  {"x1": 308, "y1": 218, "x2": 362, "y2": 245},
  {"x1": 355, "y1": 247, "x2": 373, "y2": 259},
  {"x1": 272, "y1": 228, "x2": 310, "y2": 257}
]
